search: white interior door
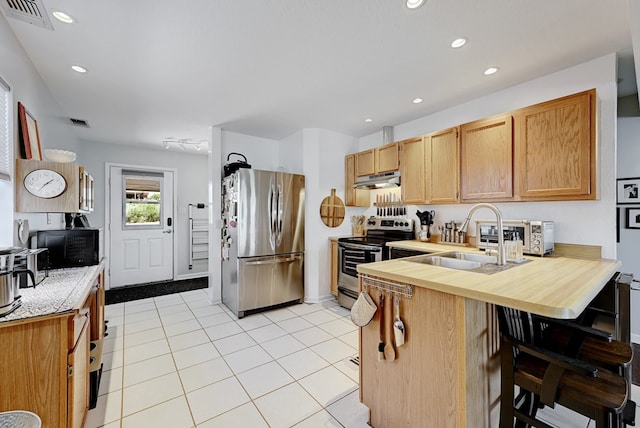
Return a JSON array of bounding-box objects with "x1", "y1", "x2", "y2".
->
[{"x1": 109, "y1": 166, "x2": 174, "y2": 287}]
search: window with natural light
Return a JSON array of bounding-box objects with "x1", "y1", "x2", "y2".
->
[{"x1": 123, "y1": 175, "x2": 162, "y2": 227}]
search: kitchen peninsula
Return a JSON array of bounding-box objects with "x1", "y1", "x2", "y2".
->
[
  {"x1": 0, "y1": 263, "x2": 105, "y2": 428},
  {"x1": 356, "y1": 242, "x2": 620, "y2": 427}
]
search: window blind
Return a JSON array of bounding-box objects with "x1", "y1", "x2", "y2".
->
[{"x1": 0, "y1": 77, "x2": 10, "y2": 181}]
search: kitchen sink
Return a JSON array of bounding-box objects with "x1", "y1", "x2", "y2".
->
[
  {"x1": 406, "y1": 251, "x2": 528, "y2": 274},
  {"x1": 444, "y1": 252, "x2": 498, "y2": 264},
  {"x1": 412, "y1": 256, "x2": 483, "y2": 270}
]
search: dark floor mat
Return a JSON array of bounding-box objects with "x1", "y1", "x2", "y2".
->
[{"x1": 105, "y1": 277, "x2": 208, "y2": 304}]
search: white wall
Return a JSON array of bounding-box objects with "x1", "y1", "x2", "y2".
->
[
  {"x1": 221, "y1": 131, "x2": 280, "y2": 171},
  {"x1": 79, "y1": 140, "x2": 209, "y2": 280},
  {"x1": 360, "y1": 53, "x2": 619, "y2": 259},
  {"x1": 1, "y1": 13, "x2": 81, "y2": 244},
  {"x1": 298, "y1": 129, "x2": 359, "y2": 302},
  {"x1": 616, "y1": 117, "x2": 640, "y2": 342}
]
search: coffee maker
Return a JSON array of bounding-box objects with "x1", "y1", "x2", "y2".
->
[{"x1": 416, "y1": 210, "x2": 435, "y2": 242}]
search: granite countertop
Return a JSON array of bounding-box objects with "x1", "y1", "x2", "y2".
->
[
  {"x1": 0, "y1": 264, "x2": 103, "y2": 324},
  {"x1": 358, "y1": 241, "x2": 621, "y2": 319}
]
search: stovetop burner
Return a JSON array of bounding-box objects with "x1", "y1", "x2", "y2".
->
[{"x1": 337, "y1": 236, "x2": 388, "y2": 247}]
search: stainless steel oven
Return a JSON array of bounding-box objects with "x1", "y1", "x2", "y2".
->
[
  {"x1": 337, "y1": 217, "x2": 413, "y2": 309},
  {"x1": 337, "y1": 241, "x2": 383, "y2": 308}
]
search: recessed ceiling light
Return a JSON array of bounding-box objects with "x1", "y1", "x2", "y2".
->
[
  {"x1": 364, "y1": 118, "x2": 373, "y2": 123},
  {"x1": 71, "y1": 65, "x2": 87, "y2": 73},
  {"x1": 484, "y1": 67, "x2": 499, "y2": 75},
  {"x1": 450, "y1": 37, "x2": 467, "y2": 48},
  {"x1": 52, "y1": 11, "x2": 75, "y2": 24},
  {"x1": 406, "y1": 0, "x2": 425, "y2": 9},
  {"x1": 412, "y1": 98, "x2": 423, "y2": 104}
]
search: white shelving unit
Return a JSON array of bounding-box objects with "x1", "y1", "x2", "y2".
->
[{"x1": 188, "y1": 203, "x2": 209, "y2": 269}]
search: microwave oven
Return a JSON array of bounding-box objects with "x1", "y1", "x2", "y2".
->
[
  {"x1": 32, "y1": 228, "x2": 102, "y2": 269},
  {"x1": 475, "y1": 220, "x2": 554, "y2": 256}
]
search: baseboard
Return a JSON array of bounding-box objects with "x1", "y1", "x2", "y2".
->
[
  {"x1": 632, "y1": 333, "x2": 640, "y2": 345},
  {"x1": 175, "y1": 272, "x2": 208, "y2": 281},
  {"x1": 304, "y1": 294, "x2": 337, "y2": 304}
]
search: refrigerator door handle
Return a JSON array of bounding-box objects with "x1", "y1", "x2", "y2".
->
[
  {"x1": 276, "y1": 183, "x2": 283, "y2": 246},
  {"x1": 243, "y1": 254, "x2": 302, "y2": 266},
  {"x1": 269, "y1": 183, "x2": 277, "y2": 249}
]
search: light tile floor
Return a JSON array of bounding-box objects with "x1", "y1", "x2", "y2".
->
[
  {"x1": 86, "y1": 290, "x2": 368, "y2": 428},
  {"x1": 86, "y1": 289, "x2": 640, "y2": 428}
]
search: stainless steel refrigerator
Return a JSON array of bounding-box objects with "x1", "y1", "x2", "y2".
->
[{"x1": 221, "y1": 169, "x2": 305, "y2": 318}]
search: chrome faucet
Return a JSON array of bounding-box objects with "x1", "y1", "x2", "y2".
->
[{"x1": 459, "y1": 203, "x2": 506, "y2": 265}]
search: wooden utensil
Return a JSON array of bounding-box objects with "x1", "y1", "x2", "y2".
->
[
  {"x1": 319, "y1": 188, "x2": 345, "y2": 227},
  {"x1": 384, "y1": 291, "x2": 396, "y2": 361},
  {"x1": 393, "y1": 294, "x2": 405, "y2": 347},
  {"x1": 378, "y1": 291, "x2": 385, "y2": 362}
]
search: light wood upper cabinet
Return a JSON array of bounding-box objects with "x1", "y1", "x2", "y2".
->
[
  {"x1": 355, "y1": 149, "x2": 375, "y2": 177},
  {"x1": 460, "y1": 114, "x2": 514, "y2": 201},
  {"x1": 428, "y1": 127, "x2": 460, "y2": 204},
  {"x1": 16, "y1": 159, "x2": 94, "y2": 213},
  {"x1": 376, "y1": 142, "x2": 400, "y2": 173},
  {"x1": 355, "y1": 143, "x2": 399, "y2": 177},
  {"x1": 514, "y1": 89, "x2": 596, "y2": 200},
  {"x1": 79, "y1": 167, "x2": 95, "y2": 213},
  {"x1": 345, "y1": 154, "x2": 369, "y2": 207},
  {"x1": 400, "y1": 129, "x2": 459, "y2": 205},
  {"x1": 400, "y1": 136, "x2": 427, "y2": 204}
]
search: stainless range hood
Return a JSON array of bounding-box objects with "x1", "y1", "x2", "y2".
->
[{"x1": 354, "y1": 170, "x2": 401, "y2": 189}]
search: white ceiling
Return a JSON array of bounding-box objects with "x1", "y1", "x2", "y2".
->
[{"x1": 2, "y1": 0, "x2": 638, "y2": 150}]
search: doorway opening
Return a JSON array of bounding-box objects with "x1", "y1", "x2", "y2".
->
[{"x1": 107, "y1": 164, "x2": 175, "y2": 288}]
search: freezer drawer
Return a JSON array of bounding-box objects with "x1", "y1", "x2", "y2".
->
[{"x1": 224, "y1": 253, "x2": 304, "y2": 318}]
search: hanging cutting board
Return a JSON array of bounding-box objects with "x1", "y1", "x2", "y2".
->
[{"x1": 319, "y1": 188, "x2": 345, "y2": 227}]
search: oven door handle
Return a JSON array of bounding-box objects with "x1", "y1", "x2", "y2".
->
[{"x1": 339, "y1": 242, "x2": 382, "y2": 252}]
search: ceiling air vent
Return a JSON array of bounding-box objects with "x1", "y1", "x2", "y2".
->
[
  {"x1": 0, "y1": 0, "x2": 54, "y2": 30},
  {"x1": 69, "y1": 118, "x2": 89, "y2": 128}
]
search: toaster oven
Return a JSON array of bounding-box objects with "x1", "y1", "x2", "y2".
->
[{"x1": 475, "y1": 220, "x2": 554, "y2": 256}]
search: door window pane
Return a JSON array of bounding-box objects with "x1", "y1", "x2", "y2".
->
[{"x1": 123, "y1": 175, "x2": 162, "y2": 228}]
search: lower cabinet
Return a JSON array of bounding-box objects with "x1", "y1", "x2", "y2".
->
[
  {"x1": 330, "y1": 239, "x2": 338, "y2": 296},
  {"x1": 68, "y1": 317, "x2": 90, "y2": 428},
  {"x1": 359, "y1": 280, "x2": 500, "y2": 427}
]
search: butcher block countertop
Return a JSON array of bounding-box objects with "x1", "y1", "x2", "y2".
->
[{"x1": 357, "y1": 240, "x2": 620, "y2": 319}]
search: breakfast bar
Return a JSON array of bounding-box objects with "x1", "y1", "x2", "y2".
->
[{"x1": 356, "y1": 242, "x2": 621, "y2": 427}]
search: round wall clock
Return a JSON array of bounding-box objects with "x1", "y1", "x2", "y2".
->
[{"x1": 24, "y1": 169, "x2": 67, "y2": 198}]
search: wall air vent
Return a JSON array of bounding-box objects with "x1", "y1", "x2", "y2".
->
[
  {"x1": 0, "y1": 0, "x2": 54, "y2": 30},
  {"x1": 69, "y1": 118, "x2": 89, "y2": 128}
]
